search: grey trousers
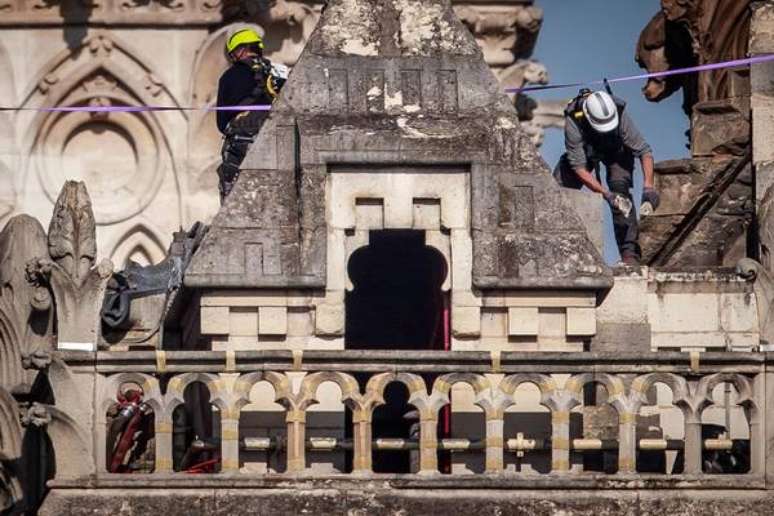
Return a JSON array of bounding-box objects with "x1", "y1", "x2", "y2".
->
[{"x1": 554, "y1": 151, "x2": 640, "y2": 259}]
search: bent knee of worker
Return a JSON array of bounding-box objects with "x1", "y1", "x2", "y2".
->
[{"x1": 607, "y1": 180, "x2": 632, "y2": 196}]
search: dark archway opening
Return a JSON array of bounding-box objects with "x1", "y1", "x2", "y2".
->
[
  {"x1": 344, "y1": 230, "x2": 449, "y2": 473},
  {"x1": 345, "y1": 230, "x2": 447, "y2": 351}
]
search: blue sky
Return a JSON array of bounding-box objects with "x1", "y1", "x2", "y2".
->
[{"x1": 533, "y1": 0, "x2": 690, "y2": 262}]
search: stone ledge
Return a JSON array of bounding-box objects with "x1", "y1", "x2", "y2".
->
[
  {"x1": 40, "y1": 484, "x2": 774, "y2": 516},
  {"x1": 59, "y1": 349, "x2": 769, "y2": 374},
  {"x1": 48, "y1": 473, "x2": 767, "y2": 490}
]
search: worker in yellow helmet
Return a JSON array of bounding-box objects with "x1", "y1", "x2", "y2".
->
[{"x1": 215, "y1": 27, "x2": 289, "y2": 203}]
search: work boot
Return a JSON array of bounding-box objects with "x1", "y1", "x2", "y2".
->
[{"x1": 621, "y1": 253, "x2": 640, "y2": 266}]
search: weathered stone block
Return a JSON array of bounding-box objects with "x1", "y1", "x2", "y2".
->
[
  {"x1": 648, "y1": 293, "x2": 720, "y2": 333},
  {"x1": 538, "y1": 308, "x2": 565, "y2": 339},
  {"x1": 597, "y1": 272, "x2": 649, "y2": 324},
  {"x1": 480, "y1": 308, "x2": 507, "y2": 337},
  {"x1": 412, "y1": 198, "x2": 442, "y2": 230},
  {"x1": 720, "y1": 293, "x2": 758, "y2": 333},
  {"x1": 590, "y1": 322, "x2": 651, "y2": 352},
  {"x1": 652, "y1": 332, "x2": 728, "y2": 350},
  {"x1": 229, "y1": 308, "x2": 258, "y2": 337},
  {"x1": 691, "y1": 99, "x2": 750, "y2": 157},
  {"x1": 201, "y1": 306, "x2": 229, "y2": 335},
  {"x1": 566, "y1": 307, "x2": 596, "y2": 337},
  {"x1": 561, "y1": 188, "x2": 605, "y2": 257},
  {"x1": 452, "y1": 306, "x2": 481, "y2": 337},
  {"x1": 258, "y1": 306, "x2": 287, "y2": 336},
  {"x1": 355, "y1": 198, "x2": 384, "y2": 229},
  {"x1": 315, "y1": 303, "x2": 345, "y2": 336},
  {"x1": 287, "y1": 308, "x2": 315, "y2": 337},
  {"x1": 507, "y1": 306, "x2": 539, "y2": 336}
]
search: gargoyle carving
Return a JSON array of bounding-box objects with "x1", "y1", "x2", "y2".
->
[
  {"x1": 26, "y1": 181, "x2": 113, "y2": 351},
  {"x1": 636, "y1": 0, "x2": 751, "y2": 115},
  {"x1": 0, "y1": 215, "x2": 53, "y2": 395}
]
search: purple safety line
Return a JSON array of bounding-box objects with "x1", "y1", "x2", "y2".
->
[
  {"x1": 0, "y1": 104, "x2": 273, "y2": 113},
  {"x1": 507, "y1": 54, "x2": 774, "y2": 94},
  {"x1": 2, "y1": 54, "x2": 773, "y2": 110}
]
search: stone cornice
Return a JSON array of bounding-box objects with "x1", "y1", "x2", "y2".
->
[{"x1": 0, "y1": 0, "x2": 539, "y2": 30}]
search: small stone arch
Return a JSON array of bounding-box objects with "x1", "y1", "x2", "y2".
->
[
  {"x1": 696, "y1": 373, "x2": 757, "y2": 474},
  {"x1": 108, "y1": 224, "x2": 168, "y2": 268},
  {"x1": 163, "y1": 372, "x2": 227, "y2": 418},
  {"x1": 631, "y1": 373, "x2": 689, "y2": 474}
]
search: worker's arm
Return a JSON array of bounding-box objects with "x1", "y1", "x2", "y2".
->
[
  {"x1": 640, "y1": 152, "x2": 655, "y2": 189},
  {"x1": 565, "y1": 119, "x2": 609, "y2": 196},
  {"x1": 620, "y1": 112, "x2": 655, "y2": 185},
  {"x1": 573, "y1": 166, "x2": 608, "y2": 195}
]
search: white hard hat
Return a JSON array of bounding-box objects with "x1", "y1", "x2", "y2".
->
[{"x1": 582, "y1": 91, "x2": 619, "y2": 133}]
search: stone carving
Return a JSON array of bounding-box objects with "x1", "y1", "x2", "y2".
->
[
  {"x1": 0, "y1": 215, "x2": 53, "y2": 394},
  {"x1": 635, "y1": 1, "x2": 753, "y2": 267},
  {"x1": 636, "y1": 0, "x2": 751, "y2": 114},
  {"x1": 0, "y1": 387, "x2": 23, "y2": 513},
  {"x1": 455, "y1": 3, "x2": 543, "y2": 68},
  {"x1": 19, "y1": 31, "x2": 183, "y2": 234},
  {"x1": 26, "y1": 181, "x2": 113, "y2": 351},
  {"x1": 737, "y1": 258, "x2": 773, "y2": 349}
]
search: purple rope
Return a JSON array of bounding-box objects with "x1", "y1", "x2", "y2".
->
[
  {"x1": 1, "y1": 54, "x2": 772, "y2": 111},
  {"x1": 0, "y1": 104, "x2": 274, "y2": 113},
  {"x1": 506, "y1": 54, "x2": 774, "y2": 94}
]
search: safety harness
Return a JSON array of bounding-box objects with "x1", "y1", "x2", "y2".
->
[{"x1": 564, "y1": 89, "x2": 628, "y2": 162}]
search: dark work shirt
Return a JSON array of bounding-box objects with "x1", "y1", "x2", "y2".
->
[
  {"x1": 216, "y1": 61, "x2": 261, "y2": 134},
  {"x1": 565, "y1": 111, "x2": 652, "y2": 169}
]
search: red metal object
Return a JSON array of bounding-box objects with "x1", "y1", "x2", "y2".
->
[
  {"x1": 184, "y1": 458, "x2": 220, "y2": 474},
  {"x1": 109, "y1": 391, "x2": 145, "y2": 473}
]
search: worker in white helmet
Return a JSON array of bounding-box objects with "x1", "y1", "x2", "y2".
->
[{"x1": 553, "y1": 89, "x2": 658, "y2": 265}]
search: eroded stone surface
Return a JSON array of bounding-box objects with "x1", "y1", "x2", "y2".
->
[
  {"x1": 39, "y1": 486, "x2": 774, "y2": 516},
  {"x1": 186, "y1": 0, "x2": 610, "y2": 291}
]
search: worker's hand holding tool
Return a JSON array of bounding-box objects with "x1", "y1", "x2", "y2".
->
[
  {"x1": 640, "y1": 187, "x2": 660, "y2": 216},
  {"x1": 603, "y1": 191, "x2": 633, "y2": 218}
]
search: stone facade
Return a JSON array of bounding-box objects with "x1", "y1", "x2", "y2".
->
[
  {"x1": 0, "y1": 0, "x2": 552, "y2": 270},
  {"x1": 2, "y1": 1, "x2": 774, "y2": 514}
]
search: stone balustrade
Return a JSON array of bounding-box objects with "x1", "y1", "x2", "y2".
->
[{"x1": 60, "y1": 350, "x2": 772, "y2": 484}]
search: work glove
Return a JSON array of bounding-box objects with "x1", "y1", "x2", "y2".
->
[
  {"x1": 640, "y1": 187, "x2": 660, "y2": 216},
  {"x1": 603, "y1": 192, "x2": 633, "y2": 218}
]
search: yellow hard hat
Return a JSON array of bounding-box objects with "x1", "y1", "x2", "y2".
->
[{"x1": 226, "y1": 28, "x2": 264, "y2": 54}]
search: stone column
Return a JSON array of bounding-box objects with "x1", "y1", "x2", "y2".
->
[
  {"x1": 551, "y1": 409, "x2": 571, "y2": 472},
  {"x1": 683, "y1": 411, "x2": 703, "y2": 475},
  {"x1": 154, "y1": 418, "x2": 173, "y2": 473},
  {"x1": 418, "y1": 413, "x2": 439, "y2": 474},
  {"x1": 484, "y1": 412, "x2": 505, "y2": 473},
  {"x1": 286, "y1": 408, "x2": 306, "y2": 472},
  {"x1": 351, "y1": 409, "x2": 373, "y2": 474},
  {"x1": 220, "y1": 407, "x2": 240, "y2": 473},
  {"x1": 618, "y1": 411, "x2": 637, "y2": 473},
  {"x1": 750, "y1": 372, "x2": 766, "y2": 477}
]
